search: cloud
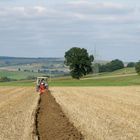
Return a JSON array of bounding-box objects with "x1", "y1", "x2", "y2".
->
[
  {"x1": 0, "y1": 1, "x2": 139, "y2": 28},
  {"x1": 0, "y1": 6, "x2": 48, "y2": 17},
  {"x1": 33, "y1": 6, "x2": 46, "y2": 14},
  {"x1": 0, "y1": 1, "x2": 140, "y2": 60},
  {"x1": 68, "y1": 0, "x2": 90, "y2": 5},
  {"x1": 0, "y1": 1, "x2": 139, "y2": 25},
  {"x1": 66, "y1": 1, "x2": 132, "y2": 14}
]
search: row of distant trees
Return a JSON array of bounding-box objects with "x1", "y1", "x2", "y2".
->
[
  {"x1": 64, "y1": 47, "x2": 140, "y2": 79},
  {"x1": 98, "y1": 59, "x2": 124, "y2": 73},
  {"x1": 98, "y1": 60, "x2": 140, "y2": 74},
  {"x1": 1, "y1": 47, "x2": 139, "y2": 81},
  {"x1": 0, "y1": 76, "x2": 36, "y2": 82},
  {"x1": 135, "y1": 62, "x2": 140, "y2": 74},
  {"x1": 0, "y1": 77, "x2": 11, "y2": 82}
]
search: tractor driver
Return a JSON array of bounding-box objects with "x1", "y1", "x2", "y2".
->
[{"x1": 39, "y1": 83, "x2": 45, "y2": 95}]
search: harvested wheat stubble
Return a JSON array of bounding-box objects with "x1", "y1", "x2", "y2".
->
[
  {"x1": 51, "y1": 87, "x2": 140, "y2": 140},
  {"x1": 37, "y1": 92, "x2": 84, "y2": 140},
  {"x1": 0, "y1": 87, "x2": 39, "y2": 140}
]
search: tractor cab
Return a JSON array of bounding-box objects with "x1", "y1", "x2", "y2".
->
[{"x1": 36, "y1": 77, "x2": 49, "y2": 93}]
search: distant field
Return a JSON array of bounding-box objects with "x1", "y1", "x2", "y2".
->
[
  {"x1": 0, "y1": 70, "x2": 45, "y2": 80},
  {"x1": 0, "y1": 56, "x2": 67, "y2": 76},
  {"x1": 52, "y1": 87, "x2": 140, "y2": 140},
  {"x1": 0, "y1": 67, "x2": 136, "y2": 80},
  {"x1": 107, "y1": 67, "x2": 135, "y2": 75},
  {"x1": 0, "y1": 67, "x2": 139, "y2": 87},
  {"x1": 49, "y1": 75, "x2": 140, "y2": 86},
  {"x1": 85, "y1": 67, "x2": 136, "y2": 78},
  {"x1": 0, "y1": 74, "x2": 140, "y2": 87},
  {"x1": 48, "y1": 67, "x2": 139, "y2": 86}
]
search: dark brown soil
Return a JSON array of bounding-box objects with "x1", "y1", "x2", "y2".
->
[{"x1": 37, "y1": 92, "x2": 84, "y2": 140}]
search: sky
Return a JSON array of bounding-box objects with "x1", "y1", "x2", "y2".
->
[{"x1": 0, "y1": 0, "x2": 140, "y2": 62}]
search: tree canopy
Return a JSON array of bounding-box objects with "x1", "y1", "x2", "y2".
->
[
  {"x1": 98, "y1": 59, "x2": 124, "y2": 73},
  {"x1": 65, "y1": 47, "x2": 94, "y2": 79},
  {"x1": 127, "y1": 62, "x2": 135, "y2": 68},
  {"x1": 135, "y1": 61, "x2": 140, "y2": 75},
  {"x1": 109, "y1": 59, "x2": 124, "y2": 71}
]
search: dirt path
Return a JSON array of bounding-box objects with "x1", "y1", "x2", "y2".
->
[{"x1": 37, "y1": 92, "x2": 84, "y2": 140}]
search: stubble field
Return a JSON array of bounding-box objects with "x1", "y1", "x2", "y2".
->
[
  {"x1": 0, "y1": 87, "x2": 39, "y2": 140},
  {"x1": 51, "y1": 87, "x2": 140, "y2": 140},
  {"x1": 1, "y1": 86, "x2": 140, "y2": 140}
]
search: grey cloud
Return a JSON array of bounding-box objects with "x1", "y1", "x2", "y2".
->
[
  {"x1": 0, "y1": 1, "x2": 140, "y2": 61},
  {"x1": 58, "y1": 2, "x2": 134, "y2": 16}
]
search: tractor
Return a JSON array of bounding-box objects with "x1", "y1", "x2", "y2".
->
[{"x1": 36, "y1": 77, "x2": 49, "y2": 94}]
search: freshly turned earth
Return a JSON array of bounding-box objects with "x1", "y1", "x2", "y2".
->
[{"x1": 37, "y1": 91, "x2": 84, "y2": 140}]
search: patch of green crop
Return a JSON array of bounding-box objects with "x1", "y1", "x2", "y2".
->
[
  {"x1": 0, "y1": 70, "x2": 44, "y2": 80},
  {"x1": 0, "y1": 74, "x2": 139, "y2": 87},
  {"x1": 49, "y1": 75, "x2": 140, "y2": 87}
]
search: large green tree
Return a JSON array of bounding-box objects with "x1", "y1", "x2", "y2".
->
[
  {"x1": 98, "y1": 59, "x2": 124, "y2": 73},
  {"x1": 65, "y1": 47, "x2": 94, "y2": 79},
  {"x1": 109, "y1": 59, "x2": 124, "y2": 71},
  {"x1": 127, "y1": 62, "x2": 135, "y2": 68},
  {"x1": 135, "y1": 61, "x2": 140, "y2": 75}
]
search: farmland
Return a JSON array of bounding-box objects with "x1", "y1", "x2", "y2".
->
[
  {"x1": 0, "y1": 67, "x2": 138, "y2": 87},
  {"x1": 0, "y1": 0, "x2": 140, "y2": 139},
  {"x1": 37, "y1": 92, "x2": 84, "y2": 140},
  {"x1": 0, "y1": 57, "x2": 68, "y2": 78},
  {"x1": 0, "y1": 86, "x2": 84, "y2": 140},
  {"x1": 0, "y1": 70, "x2": 45, "y2": 80},
  {"x1": 0, "y1": 68, "x2": 140, "y2": 140},
  {"x1": 1, "y1": 86, "x2": 140, "y2": 140},
  {"x1": 85, "y1": 67, "x2": 136, "y2": 78},
  {"x1": 49, "y1": 75, "x2": 140, "y2": 86},
  {"x1": 0, "y1": 74, "x2": 140, "y2": 87},
  {"x1": 52, "y1": 87, "x2": 140, "y2": 140},
  {"x1": 0, "y1": 87, "x2": 39, "y2": 140}
]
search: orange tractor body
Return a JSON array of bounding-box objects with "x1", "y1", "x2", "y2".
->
[{"x1": 36, "y1": 77, "x2": 49, "y2": 95}]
